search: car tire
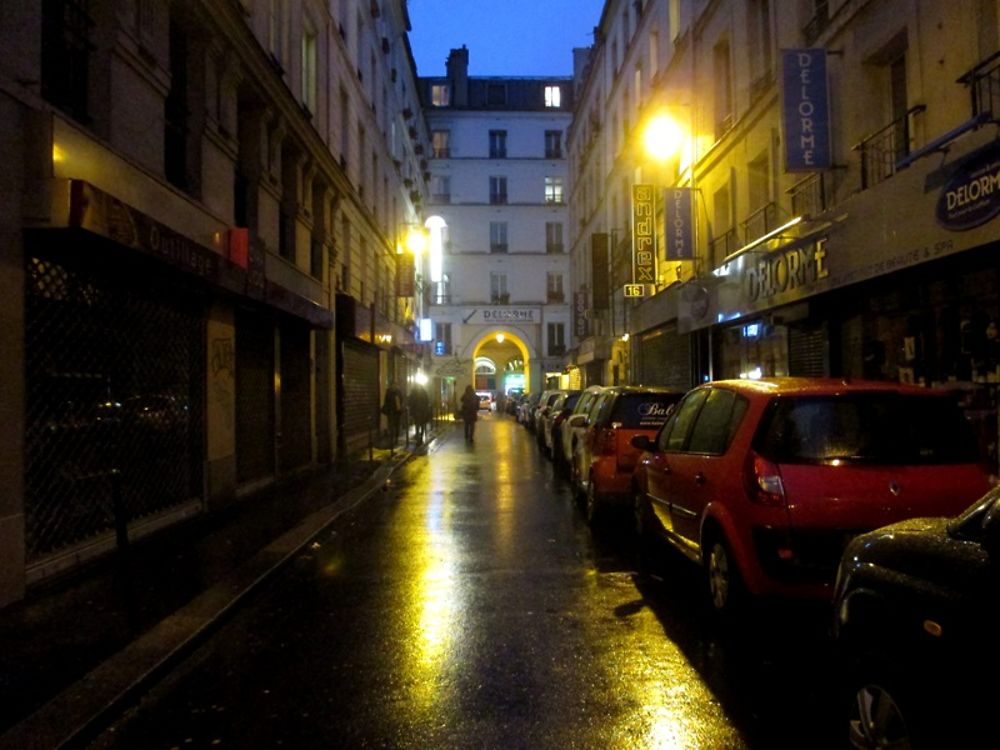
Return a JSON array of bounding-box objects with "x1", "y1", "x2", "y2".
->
[
  {"x1": 705, "y1": 536, "x2": 745, "y2": 618},
  {"x1": 847, "y1": 679, "x2": 913, "y2": 750}
]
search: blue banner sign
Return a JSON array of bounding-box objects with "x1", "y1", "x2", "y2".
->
[
  {"x1": 781, "y1": 49, "x2": 831, "y2": 172},
  {"x1": 665, "y1": 187, "x2": 693, "y2": 260},
  {"x1": 936, "y1": 140, "x2": 1000, "y2": 230}
]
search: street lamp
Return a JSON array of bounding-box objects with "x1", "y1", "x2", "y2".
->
[{"x1": 642, "y1": 112, "x2": 686, "y2": 163}]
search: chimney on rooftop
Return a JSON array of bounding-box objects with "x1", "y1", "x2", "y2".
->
[{"x1": 446, "y1": 45, "x2": 469, "y2": 107}]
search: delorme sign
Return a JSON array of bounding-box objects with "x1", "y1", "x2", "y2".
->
[{"x1": 936, "y1": 141, "x2": 1000, "y2": 231}]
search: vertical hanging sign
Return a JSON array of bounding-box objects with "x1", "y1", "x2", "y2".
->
[
  {"x1": 631, "y1": 184, "x2": 657, "y2": 285},
  {"x1": 591, "y1": 233, "x2": 609, "y2": 310},
  {"x1": 664, "y1": 187, "x2": 693, "y2": 260},
  {"x1": 781, "y1": 49, "x2": 831, "y2": 172},
  {"x1": 395, "y1": 252, "x2": 415, "y2": 297}
]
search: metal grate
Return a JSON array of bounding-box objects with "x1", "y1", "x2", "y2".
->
[{"x1": 25, "y1": 254, "x2": 204, "y2": 560}]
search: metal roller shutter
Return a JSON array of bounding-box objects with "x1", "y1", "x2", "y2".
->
[
  {"x1": 789, "y1": 324, "x2": 828, "y2": 377},
  {"x1": 24, "y1": 253, "x2": 204, "y2": 561},
  {"x1": 341, "y1": 339, "x2": 379, "y2": 455},
  {"x1": 236, "y1": 309, "x2": 275, "y2": 483},
  {"x1": 636, "y1": 323, "x2": 693, "y2": 390}
]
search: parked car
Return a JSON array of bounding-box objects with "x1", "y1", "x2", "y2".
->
[
  {"x1": 570, "y1": 386, "x2": 682, "y2": 524},
  {"x1": 558, "y1": 386, "x2": 605, "y2": 475},
  {"x1": 518, "y1": 392, "x2": 542, "y2": 427},
  {"x1": 631, "y1": 378, "x2": 992, "y2": 616},
  {"x1": 476, "y1": 391, "x2": 493, "y2": 411},
  {"x1": 541, "y1": 390, "x2": 582, "y2": 459},
  {"x1": 833, "y1": 488, "x2": 1000, "y2": 749},
  {"x1": 534, "y1": 390, "x2": 568, "y2": 447}
]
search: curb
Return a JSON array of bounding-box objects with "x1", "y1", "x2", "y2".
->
[{"x1": 0, "y1": 448, "x2": 420, "y2": 750}]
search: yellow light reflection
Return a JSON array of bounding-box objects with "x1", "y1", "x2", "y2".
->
[{"x1": 642, "y1": 113, "x2": 685, "y2": 163}]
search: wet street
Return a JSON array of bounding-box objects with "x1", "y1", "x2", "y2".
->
[{"x1": 90, "y1": 413, "x2": 842, "y2": 749}]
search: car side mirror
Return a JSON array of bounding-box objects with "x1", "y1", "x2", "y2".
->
[
  {"x1": 982, "y1": 501, "x2": 1000, "y2": 558},
  {"x1": 631, "y1": 434, "x2": 653, "y2": 451}
]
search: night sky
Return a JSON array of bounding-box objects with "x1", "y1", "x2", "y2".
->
[{"x1": 406, "y1": 0, "x2": 606, "y2": 77}]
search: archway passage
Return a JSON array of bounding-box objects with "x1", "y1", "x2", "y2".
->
[{"x1": 471, "y1": 330, "x2": 531, "y2": 395}]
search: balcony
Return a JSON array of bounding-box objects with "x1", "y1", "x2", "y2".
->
[
  {"x1": 709, "y1": 228, "x2": 740, "y2": 267},
  {"x1": 740, "y1": 202, "x2": 778, "y2": 244},
  {"x1": 490, "y1": 243, "x2": 508, "y2": 253},
  {"x1": 960, "y1": 50, "x2": 1000, "y2": 119},
  {"x1": 431, "y1": 192, "x2": 451, "y2": 204},
  {"x1": 547, "y1": 344, "x2": 566, "y2": 356},
  {"x1": 491, "y1": 293, "x2": 510, "y2": 305},
  {"x1": 547, "y1": 291, "x2": 565, "y2": 304},
  {"x1": 546, "y1": 243, "x2": 564, "y2": 254},
  {"x1": 803, "y1": 0, "x2": 830, "y2": 45},
  {"x1": 489, "y1": 193, "x2": 508, "y2": 205},
  {"x1": 853, "y1": 105, "x2": 926, "y2": 190},
  {"x1": 788, "y1": 173, "x2": 828, "y2": 217}
]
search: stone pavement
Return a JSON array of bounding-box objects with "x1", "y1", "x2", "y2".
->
[{"x1": 0, "y1": 427, "x2": 444, "y2": 750}]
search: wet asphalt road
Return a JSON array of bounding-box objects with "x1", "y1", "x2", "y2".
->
[{"x1": 89, "y1": 413, "x2": 843, "y2": 749}]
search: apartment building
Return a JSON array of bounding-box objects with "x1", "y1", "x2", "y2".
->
[
  {"x1": 419, "y1": 47, "x2": 573, "y2": 400},
  {"x1": 568, "y1": 0, "x2": 1000, "y2": 426},
  {"x1": 0, "y1": 0, "x2": 427, "y2": 606}
]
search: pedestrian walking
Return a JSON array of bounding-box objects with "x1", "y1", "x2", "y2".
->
[
  {"x1": 407, "y1": 382, "x2": 431, "y2": 445},
  {"x1": 382, "y1": 380, "x2": 403, "y2": 446},
  {"x1": 459, "y1": 384, "x2": 479, "y2": 443}
]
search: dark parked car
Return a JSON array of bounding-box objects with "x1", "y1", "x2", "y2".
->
[
  {"x1": 631, "y1": 378, "x2": 991, "y2": 615},
  {"x1": 833, "y1": 488, "x2": 1000, "y2": 749},
  {"x1": 541, "y1": 390, "x2": 581, "y2": 460}
]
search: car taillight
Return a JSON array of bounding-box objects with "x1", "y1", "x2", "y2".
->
[
  {"x1": 595, "y1": 426, "x2": 618, "y2": 456},
  {"x1": 745, "y1": 451, "x2": 786, "y2": 507}
]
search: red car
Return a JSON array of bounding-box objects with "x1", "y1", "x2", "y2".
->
[
  {"x1": 569, "y1": 387, "x2": 682, "y2": 525},
  {"x1": 631, "y1": 378, "x2": 992, "y2": 615}
]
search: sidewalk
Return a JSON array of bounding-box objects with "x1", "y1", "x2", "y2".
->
[{"x1": 0, "y1": 429, "x2": 441, "y2": 750}]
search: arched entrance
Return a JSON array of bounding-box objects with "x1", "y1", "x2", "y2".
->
[{"x1": 471, "y1": 330, "x2": 532, "y2": 395}]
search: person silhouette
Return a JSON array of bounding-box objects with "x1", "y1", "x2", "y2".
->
[{"x1": 459, "y1": 385, "x2": 479, "y2": 443}]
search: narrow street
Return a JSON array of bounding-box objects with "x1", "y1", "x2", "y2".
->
[{"x1": 89, "y1": 413, "x2": 842, "y2": 749}]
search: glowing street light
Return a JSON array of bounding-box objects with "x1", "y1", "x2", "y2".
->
[
  {"x1": 642, "y1": 113, "x2": 686, "y2": 163},
  {"x1": 406, "y1": 227, "x2": 428, "y2": 255},
  {"x1": 495, "y1": 333, "x2": 505, "y2": 344}
]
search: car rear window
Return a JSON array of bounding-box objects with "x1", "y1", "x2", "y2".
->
[
  {"x1": 756, "y1": 394, "x2": 981, "y2": 464},
  {"x1": 608, "y1": 393, "x2": 680, "y2": 429}
]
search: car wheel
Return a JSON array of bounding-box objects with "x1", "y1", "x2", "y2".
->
[
  {"x1": 848, "y1": 682, "x2": 912, "y2": 750},
  {"x1": 706, "y1": 537, "x2": 744, "y2": 617}
]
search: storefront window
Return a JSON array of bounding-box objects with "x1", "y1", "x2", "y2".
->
[{"x1": 719, "y1": 321, "x2": 789, "y2": 380}]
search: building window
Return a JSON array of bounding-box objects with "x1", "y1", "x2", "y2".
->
[
  {"x1": 714, "y1": 38, "x2": 734, "y2": 138},
  {"x1": 301, "y1": 26, "x2": 317, "y2": 113},
  {"x1": 431, "y1": 175, "x2": 451, "y2": 202},
  {"x1": 434, "y1": 322, "x2": 452, "y2": 354},
  {"x1": 544, "y1": 85, "x2": 562, "y2": 108},
  {"x1": 489, "y1": 130, "x2": 507, "y2": 158},
  {"x1": 432, "y1": 129, "x2": 450, "y2": 158},
  {"x1": 490, "y1": 222, "x2": 508, "y2": 253},
  {"x1": 268, "y1": 0, "x2": 287, "y2": 68},
  {"x1": 434, "y1": 275, "x2": 451, "y2": 305},
  {"x1": 431, "y1": 84, "x2": 450, "y2": 106},
  {"x1": 545, "y1": 177, "x2": 563, "y2": 204},
  {"x1": 546, "y1": 222, "x2": 564, "y2": 253},
  {"x1": 544, "y1": 130, "x2": 562, "y2": 158},
  {"x1": 547, "y1": 323, "x2": 566, "y2": 355},
  {"x1": 165, "y1": 18, "x2": 191, "y2": 192},
  {"x1": 41, "y1": 0, "x2": 92, "y2": 122},
  {"x1": 487, "y1": 83, "x2": 507, "y2": 105},
  {"x1": 491, "y1": 273, "x2": 509, "y2": 304},
  {"x1": 547, "y1": 273, "x2": 565, "y2": 303},
  {"x1": 489, "y1": 176, "x2": 508, "y2": 204}
]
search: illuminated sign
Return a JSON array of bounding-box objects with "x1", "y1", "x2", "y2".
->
[
  {"x1": 665, "y1": 188, "x2": 693, "y2": 260},
  {"x1": 418, "y1": 318, "x2": 433, "y2": 342},
  {"x1": 936, "y1": 141, "x2": 1000, "y2": 230},
  {"x1": 624, "y1": 284, "x2": 645, "y2": 298},
  {"x1": 746, "y1": 238, "x2": 829, "y2": 302},
  {"x1": 631, "y1": 185, "x2": 657, "y2": 283}
]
